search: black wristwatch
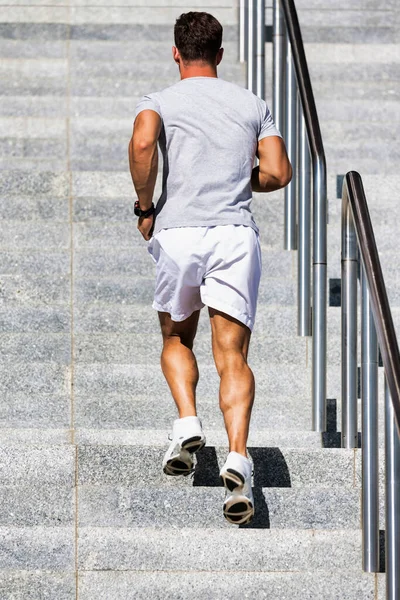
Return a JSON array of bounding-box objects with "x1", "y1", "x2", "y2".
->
[{"x1": 134, "y1": 201, "x2": 155, "y2": 218}]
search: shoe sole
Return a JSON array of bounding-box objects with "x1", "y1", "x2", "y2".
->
[
  {"x1": 163, "y1": 436, "x2": 206, "y2": 477},
  {"x1": 223, "y1": 493, "x2": 254, "y2": 525},
  {"x1": 220, "y1": 468, "x2": 245, "y2": 492}
]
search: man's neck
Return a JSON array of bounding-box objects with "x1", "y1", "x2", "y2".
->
[{"x1": 179, "y1": 64, "x2": 218, "y2": 80}]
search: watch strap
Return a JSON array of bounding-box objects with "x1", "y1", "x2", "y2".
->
[{"x1": 134, "y1": 201, "x2": 155, "y2": 218}]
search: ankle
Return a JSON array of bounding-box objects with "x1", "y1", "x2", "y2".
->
[
  {"x1": 229, "y1": 447, "x2": 248, "y2": 459},
  {"x1": 178, "y1": 410, "x2": 197, "y2": 419}
]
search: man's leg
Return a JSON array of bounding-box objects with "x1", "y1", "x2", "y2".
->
[
  {"x1": 208, "y1": 308, "x2": 254, "y2": 457},
  {"x1": 158, "y1": 310, "x2": 201, "y2": 417}
]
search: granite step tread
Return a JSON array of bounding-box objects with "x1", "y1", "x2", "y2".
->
[
  {"x1": 77, "y1": 445, "x2": 358, "y2": 489},
  {"x1": 77, "y1": 527, "x2": 365, "y2": 572},
  {"x1": 0, "y1": 569, "x2": 382, "y2": 600},
  {"x1": 77, "y1": 485, "x2": 362, "y2": 529}
]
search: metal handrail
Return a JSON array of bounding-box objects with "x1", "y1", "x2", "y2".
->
[
  {"x1": 275, "y1": 0, "x2": 328, "y2": 431},
  {"x1": 241, "y1": 0, "x2": 328, "y2": 430},
  {"x1": 342, "y1": 171, "x2": 400, "y2": 597}
]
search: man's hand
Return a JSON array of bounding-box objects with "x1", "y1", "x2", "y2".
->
[{"x1": 137, "y1": 214, "x2": 154, "y2": 241}]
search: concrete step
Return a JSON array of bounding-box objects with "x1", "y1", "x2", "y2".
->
[
  {"x1": 71, "y1": 362, "x2": 310, "y2": 398},
  {"x1": 73, "y1": 392, "x2": 313, "y2": 431},
  {"x1": 0, "y1": 330, "x2": 305, "y2": 365},
  {"x1": 73, "y1": 427, "x2": 340, "y2": 448},
  {"x1": 78, "y1": 484, "x2": 362, "y2": 529},
  {"x1": 77, "y1": 445, "x2": 357, "y2": 488},
  {"x1": 82, "y1": 570, "x2": 382, "y2": 600},
  {"x1": 0, "y1": 9, "x2": 239, "y2": 28},
  {"x1": 72, "y1": 332, "x2": 306, "y2": 365},
  {"x1": 77, "y1": 527, "x2": 365, "y2": 571}
]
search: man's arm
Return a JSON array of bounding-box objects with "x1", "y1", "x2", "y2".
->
[
  {"x1": 129, "y1": 109, "x2": 162, "y2": 210},
  {"x1": 251, "y1": 136, "x2": 292, "y2": 193}
]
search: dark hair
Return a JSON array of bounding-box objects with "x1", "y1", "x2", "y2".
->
[{"x1": 174, "y1": 12, "x2": 223, "y2": 64}]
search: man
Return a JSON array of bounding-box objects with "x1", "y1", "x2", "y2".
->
[{"x1": 129, "y1": 11, "x2": 291, "y2": 525}]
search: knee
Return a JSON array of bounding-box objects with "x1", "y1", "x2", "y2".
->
[
  {"x1": 162, "y1": 332, "x2": 194, "y2": 352},
  {"x1": 213, "y1": 348, "x2": 247, "y2": 377}
]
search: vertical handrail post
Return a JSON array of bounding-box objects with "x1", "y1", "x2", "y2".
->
[
  {"x1": 361, "y1": 267, "x2": 379, "y2": 573},
  {"x1": 385, "y1": 376, "x2": 400, "y2": 599},
  {"x1": 247, "y1": 0, "x2": 257, "y2": 93},
  {"x1": 312, "y1": 157, "x2": 327, "y2": 431},
  {"x1": 272, "y1": 0, "x2": 285, "y2": 134},
  {"x1": 239, "y1": 0, "x2": 248, "y2": 64},
  {"x1": 284, "y1": 36, "x2": 297, "y2": 250},
  {"x1": 256, "y1": 0, "x2": 265, "y2": 99},
  {"x1": 341, "y1": 191, "x2": 358, "y2": 448},
  {"x1": 297, "y1": 97, "x2": 311, "y2": 337}
]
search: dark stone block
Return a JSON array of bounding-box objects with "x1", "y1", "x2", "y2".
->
[{"x1": 329, "y1": 278, "x2": 341, "y2": 307}]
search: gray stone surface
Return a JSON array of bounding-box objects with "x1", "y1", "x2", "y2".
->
[
  {"x1": 77, "y1": 527, "x2": 362, "y2": 571},
  {"x1": 0, "y1": 527, "x2": 74, "y2": 569},
  {"x1": 0, "y1": 392, "x2": 70, "y2": 428},
  {"x1": 69, "y1": 39, "x2": 239, "y2": 63},
  {"x1": 0, "y1": 306, "x2": 70, "y2": 332},
  {"x1": 74, "y1": 392, "x2": 312, "y2": 431},
  {"x1": 0, "y1": 571, "x2": 75, "y2": 600},
  {"x1": 73, "y1": 332, "x2": 306, "y2": 365},
  {"x1": 0, "y1": 23, "x2": 68, "y2": 40},
  {"x1": 0, "y1": 445, "x2": 74, "y2": 485},
  {"x1": 0, "y1": 251, "x2": 70, "y2": 275},
  {"x1": 77, "y1": 446, "x2": 354, "y2": 488},
  {"x1": 73, "y1": 363, "x2": 310, "y2": 398},
  {"x1": 0, "y1": 362, "x2": 70, "y2": 394},
  {"x1": 78, "y1": 570, "x2": 376, "y2": 600},
  {"x1": 0, "y1": 333, "x2": 70, "y2": 362},
  {"x1": 0, "y1": 222, "x2": 69, "y2": 249},
  {"x1": 73, "y1": 302, "x2": 298, "y2": 334},
  {"x1": 74, "y1": 428, "x2": 330, "y2": 448},
  {"x1": 0, "y1": 428, "x2": 71, "y2": 444},
  {"x1": 0, "y1": 196, "x2": 68, "y2": 220},
  {"x1": 0, "y1": 170, "x2": 69, "y2": 196},
  {"x1": 68, "y1": 23, "x2": 239, "y2": 42},
  {"x1": 0, "y1": 274, "x2": 70, "y2": 304},
  {"x1": 0, "y1": 96, "x2": 68, "y2": 118},
  {"x1": 0, "y1": 39, "x2": 67, "y2": 58},
  {"x1": 78, "y1": 485, "x2": 360, "y2": 529},
  {"x1": 0, "y1": 485, "x2": 73, "y2": 526}
]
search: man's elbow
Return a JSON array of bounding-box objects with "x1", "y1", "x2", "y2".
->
[
  {"x1": 132, "y1": 135, "x2": 156, "y2": 154},
  {"x1": 278, "y1": 161, "x2": 292, "y2": 188}
]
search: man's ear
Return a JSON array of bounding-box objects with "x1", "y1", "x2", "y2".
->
[
  {"x1": 172, "y1": 46, "x2": 180, "y2": 65},
  {"x1": 216, "y1": 47, "x2": 224, "y2": 66}
]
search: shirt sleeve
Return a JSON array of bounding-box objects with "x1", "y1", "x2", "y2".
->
[
  {"x1": 258, "y1": 101, "x2": 281, "y2": 141},
  {"x1": 134, "y1": 94, "x2": 162, "y2": 120}
]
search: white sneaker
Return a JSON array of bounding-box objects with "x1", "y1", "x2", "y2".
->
[
  {"x1": 163, "y1": 416, "x2": 206, "y2": 476},
  {"x1": 220, "y1": 451, "x2": 254, "y2": 525}
]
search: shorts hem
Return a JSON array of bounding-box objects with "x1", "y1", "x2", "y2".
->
[
  {"x1": 201, "y1": 294, "x2": 255, "y2": 331},
  {"x1": 152, "y1": 300, "x2": 205, "y2": 321}
]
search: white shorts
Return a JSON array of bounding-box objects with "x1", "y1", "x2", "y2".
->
[{"x1": 147, "y1": 224, "x2": 262, "y2": 331}]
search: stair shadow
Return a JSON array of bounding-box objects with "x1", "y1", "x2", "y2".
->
[
  {"x1": 322, "y1": 398, "x2": 361, "y2": 448},
  {"x1": 192, "y1": 446, "x2": 292, "y2": 529}
]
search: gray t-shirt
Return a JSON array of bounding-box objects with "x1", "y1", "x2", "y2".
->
[{"x1": 134, "y1": 77, "x2": 281, "y2": 235}]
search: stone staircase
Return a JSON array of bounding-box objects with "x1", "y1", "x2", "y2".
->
[{"x1": 1, "y1": 0, "x2": 399, "y2": 597}]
